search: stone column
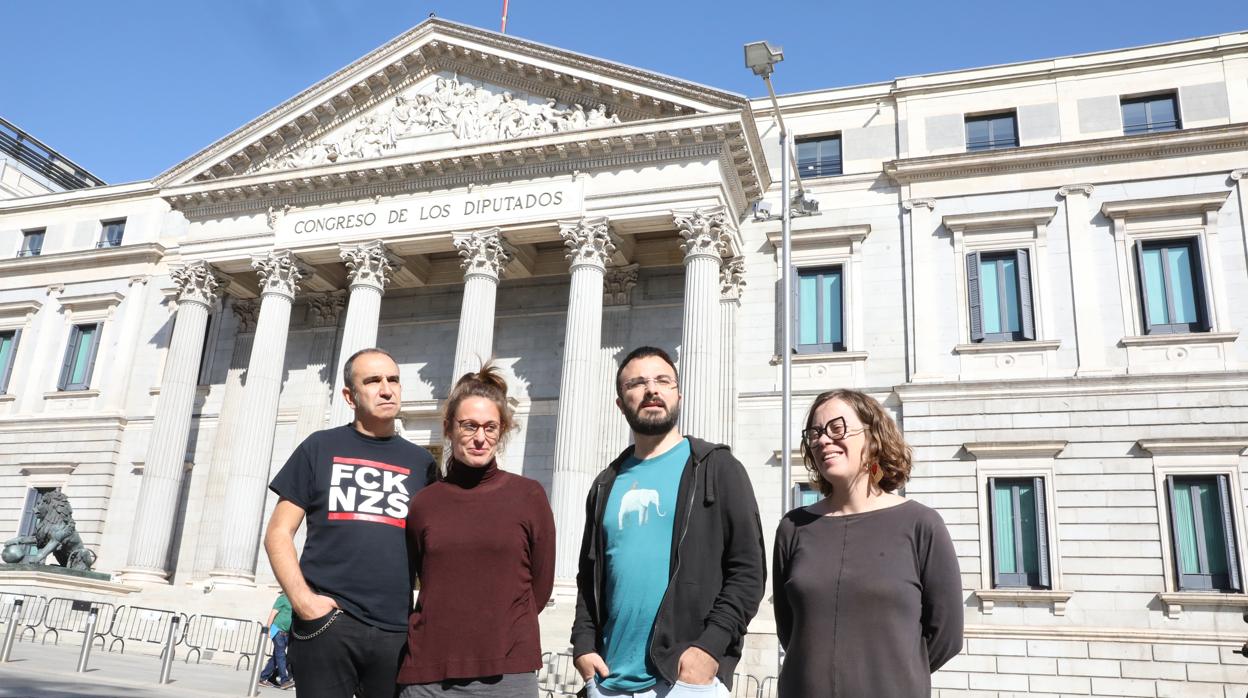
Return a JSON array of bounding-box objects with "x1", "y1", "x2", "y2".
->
[
  {"x1": 903, "y1": 198, "x2": 938, "y2": 380},
  {"x1": 101, "y1": 276, "x2": 151, "y2": 413},
  {"x1": 211, "y1": 250, "x2": 309, "y2": 585},
  {"x1": 451, "y1": 229, "x2": 510, "y2": 380},
  {"x1": 674, "y1": 207, "x2": 729, "y2": 441},
  {"x1": 597, "y1": 263, "x2": 640, "y2": 466},
  {"x1": 1058, "y1": 185, "x2": 1109, "y2": 374},
  {"x1": 550, "y1": 217, "x2": 618, "y2": 579},
  {"x1": 719, "y1": 257, "x2": 745, "y2": 448},
  {"x1": 192, "y1": 299, "x2": 257, "y2": 579},
  {"x1": 121, "y1": 261, "x2": 228, "y2": 583},
  {"x1": 329, "y1": 242, "x2": 400, "y2": 426}
]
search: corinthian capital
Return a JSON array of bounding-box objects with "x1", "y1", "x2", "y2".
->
[
  {"x1": 306, "y1": 291, "x2": 347, "y2": 327},
  {"x1": 720, "y1": 256, "x2": 746, "y2": 301},
  {"x1": 232, "y1": 298, "x2": 260, "y2": 333},
  {"x1": 340, "y1": 240, "x2": 401, "y2": 292},
  {"x1": 604, "y1": 263, "x2": 640, "y2": 307},
  {"x1": 171, "y1": 260, "x2": 230, "y2": 307},
  {"x1": 560, "y1": 217, "x2": 617, "y2": 270},
  {"x1": 673, "y1": 206, "x2": 730, "y2": 261},
  {"x1": 454, "y1": 228, "x2": 512, "y2": 280},
  {"x1": 252, "y1": 250, "x2": 311, "y2": 300}
]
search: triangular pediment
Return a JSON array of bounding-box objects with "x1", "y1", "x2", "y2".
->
[{"x1": 158, "y1": 18, "x2": 747, "y2": 186}]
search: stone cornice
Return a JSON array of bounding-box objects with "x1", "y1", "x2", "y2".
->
[
  {"x1": 894, "y1": 369, "x2": 1248, "y2": 402},
  {"x1": 963, "y1": 440, "x2": 1068, "y2": 459},
  {"x1": 884, "y1": 123, "x2": 1248, "y2": 184},
  {"x1": 942, "y1": 207, "x2": 1058, "y2": 233},
  {"x1": 764, "y1": 224, "x2": 871, "y2": 250},
  {"x1": 0, "y1": 182, "x2": 158, "y2": 215},
  {"x1": 1136, "y1": 436, "x2": 1248, "y2": 456},
  {"x1": 1099, "y1": 190, "x2": 1231, "y2": 219},
  {"x1": 160, "y1": 113, "x2": 758, "y2": 215},
  {"x1": 0, "y1": 300, "x2": 42, "y2": 322},
  {"x1": 157, "y1": 18, "x2": 745, "y2": 187},
  {"x1": 0, "y1": 242, "x2": 167, "y2": 278}
]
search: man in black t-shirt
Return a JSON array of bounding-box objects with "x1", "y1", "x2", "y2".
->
[{"x1": 264, "y1": 348, "x2": 432, "y2": 698}]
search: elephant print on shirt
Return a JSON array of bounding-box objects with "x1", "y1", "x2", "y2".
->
[{"x1": 618, "y1": 482, "x2": 667, "y2": 530}]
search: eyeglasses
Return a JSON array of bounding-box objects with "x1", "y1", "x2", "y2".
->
[
  {"x1": 622, "y1": 375, "x2": 678, "y2": 392},
  {"x1": 457, "y1": 420, "x2": 501, "y2": 440},
  {"x1": 802, "y1": 417, "x2": 866, "y2": 443}
]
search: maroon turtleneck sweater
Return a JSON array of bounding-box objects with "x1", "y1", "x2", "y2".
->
[{"x1": 397, "y1": 461, "x2": 555, "y2": 684}]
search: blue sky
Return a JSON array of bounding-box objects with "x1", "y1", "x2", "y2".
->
[{"x1": 5, "y1": 1, "x2": 1245, "y2": 184}]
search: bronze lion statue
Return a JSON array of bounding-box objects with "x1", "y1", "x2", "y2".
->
[{"x1": 2, "y1": 491, "x2": 97, "y2": 570}]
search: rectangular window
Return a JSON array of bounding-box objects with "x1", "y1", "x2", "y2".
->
[
  {"x1": 1121, "y1": 93, "x2": 1180, "y2": 135},
  {"x1": 795, "y1": 266, "x2": 844, "y2": 353},
  {"x1": 97, "y1": 219, "x2": 126, "y2": 248},
  {"x1": 0, "y1": 329, "x2": 19, "y2": 393},
  {"x1": 796, "y1": 135, "x2": 842, "y2": 178},
  {"x1": 1134, "y1": 238, "x2": 1209, "y2": 334},
  {"x1": 1167, "y1": 475, "x2": 1242, "y2": 592},
  {"x1": 19, "y1": 229, "x2": 45, "y2": 257},
  {"x1": 58, "y1": 323, "x2": 102, "y2": 391},
  {"x1": 967, "y1": 249, "x2": 1034, "y2": 342},
  {"x1": 965, "y1": 112, "x2": 1018, "y2": 151},
  {"x1": 989, "y1": 477, "x2": 1051, "y2": 589},
  {"x1": 18, "y1": 487, "x2": 58, "y2": 558},
  {"x1": 794, "y1": 483, "x2": 821, "y2": 508}
]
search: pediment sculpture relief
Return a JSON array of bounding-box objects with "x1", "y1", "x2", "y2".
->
[{"x1": 265, "y1": 76, "x2": 622, "y2": 172}]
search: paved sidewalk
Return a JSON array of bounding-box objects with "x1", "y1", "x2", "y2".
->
[{"x1": 0, "y1": 640, "x2": 287, "y2": 697}]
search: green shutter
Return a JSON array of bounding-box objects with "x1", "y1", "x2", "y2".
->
[
  {"x1": 1016, "y1": 249, "x2": 1035, "y2": 340},
  {"x1": 1215, "y1": 475, "x2": 1242, "y2": 592},
  {"x1": 967, "y1": 252, "x2": 983, "y2": 342},
  {"x1": 58, "y1": 327, "x2": 81, "y2": 390},
  {"x1": 0, "y1": 329, "x2": 18, "y2": 393},
  {"x1": 1033, "y1": 476, "x2": 1051, "y2": 589}
]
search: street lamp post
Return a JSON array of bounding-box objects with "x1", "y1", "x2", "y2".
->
[{"x1": 744, "y1": 40, "x2": 815, "y2": 531}]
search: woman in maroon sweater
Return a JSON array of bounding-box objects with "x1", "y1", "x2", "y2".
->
[{"x1": 397, "y1": 363, "x2": 555, "y2": 698}]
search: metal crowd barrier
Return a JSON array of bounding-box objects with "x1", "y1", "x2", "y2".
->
[
  {"x1": 731, "y1": 673, "x2": 762, "y2": 698},
  {"x1": 182, "y1": 614, "x2": 264, "y2": 669},
  {"x1": 106, "y1": 604, "x2": 188, "y2": 655},
  {"x1": 538, "y1": 651, "x2": 582, "y2": 697},
  {"x1": 0, "y1": 592, "x2": 46, "y2": 642},
  {"x1": 757, "y1": 675, "x2": 778, "y2": 698},
  {"x1": 38, "y1": 597, "x2": 116, "y2": 648}
]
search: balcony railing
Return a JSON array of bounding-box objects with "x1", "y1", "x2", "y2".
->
[{"x1": 0, "y1": 118, "x2": 105, "y2": 191}]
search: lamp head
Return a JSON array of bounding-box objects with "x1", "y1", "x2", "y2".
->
[{"x1": 744, "y1": 41, "x2": 783, "y2": 78}]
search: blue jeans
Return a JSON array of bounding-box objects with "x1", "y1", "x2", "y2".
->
[
  {"x1": 586, "y1": 677, "x2": 730, "y2": 698},
  {"x1": 261, "y1": 630, "x2": 291, "y2": 684}
]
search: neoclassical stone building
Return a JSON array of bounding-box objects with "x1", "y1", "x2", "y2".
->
[{"x1": 2, "y1": 19, "x2": 1246, "y2": 693}]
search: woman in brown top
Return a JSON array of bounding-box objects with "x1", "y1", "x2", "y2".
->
[
  {"x1": 397, "y1": 363, "x2": 555, "y2": 697},
  {"x1": 773, "y1": 389, "x2": 963, "y2": 697}
]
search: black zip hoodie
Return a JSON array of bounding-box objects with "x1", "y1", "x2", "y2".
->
[{"x1": 570, "y1": 436, "x2": 767, "y2": 690}]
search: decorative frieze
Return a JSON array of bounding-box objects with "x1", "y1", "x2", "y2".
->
[
  {"x1": 170, "y1": 261, "x2": 229, "y2": 307},
  {"x1": 340, "y1": 240, "x2": 402, "y2": 292},
  {"x1": 454, "y1": 228, "x2": 512, "y2": 279},
  {"x1": 252, "y1": 250, "x2": 311, "y2": 299},
  {"x1": 559, "y1": 217, "x2": 617, "y2": 270}
]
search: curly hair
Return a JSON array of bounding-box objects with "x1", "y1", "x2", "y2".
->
[{"x1": 799, "y1": 389, "x2": 912, "y2": 497}]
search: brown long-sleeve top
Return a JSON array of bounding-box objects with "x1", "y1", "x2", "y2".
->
[
  {"x1": 773, "y1": 499, "x2": 964, "y2": 698},
  {"x1": 397, "y1": 461, "x2": 555, "y2": 684}
]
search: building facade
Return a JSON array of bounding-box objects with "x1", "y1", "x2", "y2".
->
[{"x1": 1, "y1": 19, "x2": 1246, "y2": 694}]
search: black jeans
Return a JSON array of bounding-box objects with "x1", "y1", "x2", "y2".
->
[{"x1": 288, "y1": 610, "x2": 406, "y2": 698}]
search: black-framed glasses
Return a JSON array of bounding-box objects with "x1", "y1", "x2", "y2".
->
[
  {"x1": 457, "y1": 420, "x2": 501, "y2": 440},
  {"x1": 622, "y1": 375, "x2": 678, "y2": 392},
  {"x1": 802, "y1": 417, "x2": 866, "y2": 443}
]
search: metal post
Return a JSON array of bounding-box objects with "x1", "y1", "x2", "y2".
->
[
  {"x1": 75, "y1": 607, "x2": 98, "y2": 672},
  {"x1": 158, "y1": 615, "x2": 179, "y2": 684},
  {"x1": 778, "y1": 112, "x2": 792, "y2": 674},
  {"x1": 0, "y1": 598, "x2": 22, "y2": 663},
  {"x1": 246, "y1": 625, "x2": 269, "y2": 696}
]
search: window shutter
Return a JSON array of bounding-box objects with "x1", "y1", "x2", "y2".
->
[
  {"x1": 1189, "y1": 238, "x2": 1211, "y2": 332},
  {"x1": 791, "y1": 266, "x2": 800, "y2": 353},
  {"x1": 1016, "y1": 249, "x2": 1035, "y2": 340},
  {"x1": 774, "y1": 268, "x2": 798, "y2": 356},
  {"x1": 0, "y1": 328, "x2": 19, "y2": 393},
  {"x1": 1133, "y1": 240, "x2": 1153, "y2": 335},
  {"x1": 1033, "y1": 476, "x2": 1051, "y2": 589},
  {"x1": 17, "y1": 488, "x2": 38, "y2": 536},
  {"x1": 1165, "y1": 475, "x2": 1186, "y2": 589},
  {"x1": 966, "y1": 252, "x2": 984, "y2": 342},
  {"x1": 58, "y1": 327, "x2": 80, "y2": 390},
  {"x1": 82, "y1": 323, "x2": 103, "y2": 389},
  {"x1": 987, "y1": 477, "x2": 1001, "y2": 588},
  {"x1": 1215, "y1": 474, "x2": 1242, "y2": 592}
]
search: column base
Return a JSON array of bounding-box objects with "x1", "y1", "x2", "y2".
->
[
  {"x1": 116, "y1": 567, "x2": 172, "y2": 585},
  {"x1": 204, "y1": 571, "x2": 257, "y2": 591}
]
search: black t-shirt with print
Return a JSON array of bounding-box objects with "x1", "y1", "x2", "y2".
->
[{"x1": 269, "y1": 425, "x2": 433, "y2": 632}]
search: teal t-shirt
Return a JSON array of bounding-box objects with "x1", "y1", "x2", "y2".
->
[
  {"x1": 272, "y1": 593, "x2": 292, "y2": 632},
  {"x1": 599, "y1": 438, "x2": 689, "y2": 691}
]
